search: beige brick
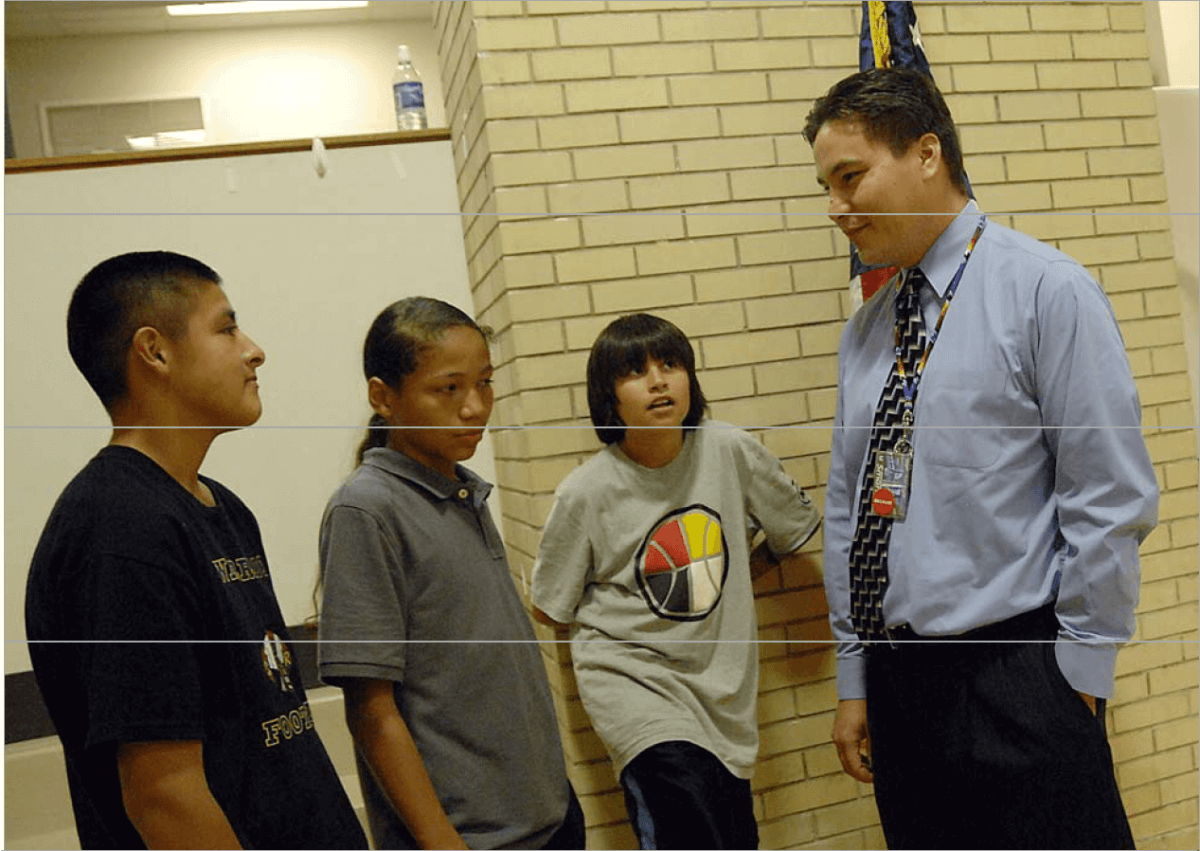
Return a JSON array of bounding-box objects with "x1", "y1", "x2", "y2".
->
[
  {"x1": 655, "y1": 302, "x2": 745, "y2": 338},
  {"x1": 522, "y1": 0, "x2": 600, "y2": 13},
  {"x1": 1140, "y1": 545, "x2": 1198, "y2": 584},
  {"x1": 945, "y1": 3, "x2": 1029, "y2": 32},
  {"x1": 713, "y1": 39, "x2": 813, "y2": 71},
  {"x1": 756, "y1": 354, "x2": 838, "y2": 394},
  {"x1": 487, "y1": 118, "x2": 539, "y2": 152},
  {"x1": 1093, "y1": 206, "x2": 1171, "y2": 235},
  {"x1": 507, "y1": 284, "x2": 590, "y2": 321},
  {"x1": 578, "y1": 788, "x2": 629, "y2": 826},
  {"x1": 676, "y1": 137, "x2": 775, "y2": 173},
  {"x1": 961, "y1": 153, "x2": 1005, "y2": 183},
  {"x1": 1108, "y1": 291, "x2": 1145, "y2": 323},
  {"x1": 764, "y1": 772, "x2": 857, "y2": 820},
  {"x1": 510, "y1": 320, "x2": 565, "y2": 357},
  {"x1": 501, "y1": 254, "x2": 557, "y2": 290},
  {"x1": 702, "y1": 328, "x2": 800, "y2": 369},
  {"x1": 498, "y1": 218, "x2": 580, "y2": 255},
  {"x1": 606, "y1": 0, "x2": 707, "y2": 9},
  {"x1": 1046, "y1": 119, "x2": 1129, "y2": 152},
  {"x1": 516, "y1": 391, "x2": 574, "y2": 427},
  {"x1": 481, "y1": 83, "x2": 565, "y2": 119},
  {"x1": 619, "y1": 106, "x2": 721, "y2": 143},
  {"x1": 1110, "y1": 4, "x2": 1147, "y2": 31},
  {"x1": 814, "y1": 797, "x2": 883, "y2": 839},
  {"x1": 581, "y1": 211, "x2": 686, "y2": 247},
  {"x1": 753, "y1": 747, "x2": 805, "y2": 789},
  {"x1": 470, "y1": 0, "x2": 523, "y2": 16},
  {"x1": 999, "y1": 91, "x2": 1080, "y2": 122},
  {"x1": 669, "y1": 72, "x2": 770, "y2": 105},
  {"x1": 914, "y1": 34, "x2": 991, "y2": 64},
  {"x1": 1126, "y1": 317, "x2": 1186, "y2": 350},
  {"x1": 1161, "y1": 456, "x2": 1198, "y2": 489},
  {"x1": 492, "y1": 150, "x2": 573, "y2": 186},
  {"x1": 803, "y1": 743, "x2": 843, "y2": 778},
  {"x1": 558, "y1": 12, "x2": 661, "y2": 46},
  {"x1": 761, "y1": 421, "x2": 832, "y2": 461},
  {"x1": 769, "y1": 67, "x2": 856, "y2": 102},
  {"x1": 1113, "y1": 690, "x2": 1192, "y2": 734},
  {"x1": 1160, "y1": 769, "x2": 1200, "y2": 806},
  {"x1": 478, "y1": 52, "x2": 532, "y2": 85},
  {"x1": 1116, "y1": 59, "x2": 1154, "y2": 88},
  {"x1": 474, "y1": 17, "x2": 558, "y2": 50},
  {"x1": 1123, "y1": 117, "x2": 1161, "y2": 145},
  {"x1": 548, "y1": 180, "x2": 627, "y2": 216},
  {"x1": 698, "y1": 365, "x2": 755, "y2": 402},
  {"x1": 538, "y1": 113, "x2": 620, "y2": 149},
  {"x1": 1172, "y1": 518, "x2": 1199, "y2": 550},
  {"x1": 530, "y1": 48, "x2": 612, "y2": 82},
  {"x1": 710, "y1": 391, "x2": 807, "y2": 428},
  {"x1": 1030, "y1": 3, "x2": 1110, "y2": 31},
  {"x1": 941, "y1": 93, "x2": 997, "y2": 125},
  {"x1": 1057, "y1": 233, "x2": 1139, "y2": 266},
  {"x1": 565, "y1": 77, "x2": 668, "y2": 114},
  {"x1": 760, "y1": 5, "x2": 855, "y2": 37},
  {"x1": 758, "y1": 812, "x2": 818, "y2": 850},
  {"x1": 791, "y1": 257, "x2": 851, "y2": 293},
  {"x1": 494, "y1": 186, "x2": 549, "y2": 219},
  {"x1": 746, "y1": 292, "x2": 841, "y2": 329},
  {"x1": 635, "y1": 237, "x2": 736, "y2": 275},
  {"x1": 1081, "y1": 89, "x2": 1158, "y2": 119},
  {"x1": 1121, "y1": 781, "x2": 1163, "y2": 817},
  {"x1": 585, "y1": 823, "x2": 638, "y2": 849},
  {"x1": 1129, "y1": 800, "x2": 1200, "y2": 844},
  {"x1": 978, "y1": 181, "x2": 1052, "y2": 213},
  {"x1": 613, "y1": 43, "x2": 713, "y2": 77},
  {"x1": 756, "y1": 688, "x2": 798, "y2": 726},
  {"x1": 730, "y1": 166, "x2": 810, "y2": 202},
  {"x1": 1130, "y1": 174, "x2": 1169, "y2": 203},
  {"x1": 1073, "y1": 32, "x2": 1150, "y2": 61},
  {"x1": 1139, "y1": 602, "x2": 1200, "y2": 640},
  {"x1": 554, "y1": 246, "x2": 636, "y2": 284},
  {"x1": 684, "y1": 201, "x2": 784, "y2": 239},
  {"x1": 629, "y1": 172, "x2": 728, "y2": 209},
  {"x1": 739, "y1": 229, "x2": 836, "y2": 265},
  {"x1": 989, "y1": 32, "x2": 1073, "y2": 61},
  {"x1": 1036, "y1": 61, "x2": 1118, "y2": 90},
  {"x1": 1155, "y1": 715, "x2": 1200, "y2": 752},
  {"x1": 1144, "y1": 288, "x2": 1183, "y2": 319},
  {"x1": 1137, "y1": 374, "x2": 1192, "y2": 408},
  {"x1": 661, "y1": 8, "x2": 758, "y2": 41},
  {"x1": 800, "y1": 322, "x2": 842, "y2": 357},
  {"x1": 695, "y1": 265, "x2": 792, "y2": 302},
  {"x1": 1006, "y1": 151, "x2": 1088, "y2": 183},
  {"x1": 1102, "y1": 259, "x2": 1178, "y2": 293},
  {"x1": 1160, "y1": 487, "x2": 1200, "y2": 521},
  {"x1": 784, "y1": 193, "x2": 832, "y2": 225},
  {"x1": 719, "y1": 102, "x2": 811, "y2": 137},
  {"x1": 954, "y1": 62, "x2": 1038, "y2": 92},
  {"x1": 1125, "y1": 347, "x2": 1153, "y2": 377},
  {"x1": 960, "y1": 122, "x2": 1044, "y2": 154},
  {"x1": 512, "y1": 350, "x2": 591, "y2": 393},
  {"x1": 591, "y1": 273, "x2": 694, "y2": 313},
  {"x1": 572, "y1": 142, "x2": 675, "y2": 180},
  {"x1": 776, "y1": 135, "x2": 815, "y2": 170},
  {"x1": 758, "y1": 710, "x2": 833, "y2": 754}
]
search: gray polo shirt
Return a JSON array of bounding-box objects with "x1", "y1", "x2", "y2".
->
[{"x1": 317, "y1": 448, "x2": 568, "y2": 850}]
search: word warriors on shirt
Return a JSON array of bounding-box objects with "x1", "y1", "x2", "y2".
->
[{"x1": 212, "y1": 554, "x2": 268, "y2": 583}]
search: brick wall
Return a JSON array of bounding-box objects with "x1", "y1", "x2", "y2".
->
[{"x1": 432, "y1": 2, "x2": 1198, "y2": 848}]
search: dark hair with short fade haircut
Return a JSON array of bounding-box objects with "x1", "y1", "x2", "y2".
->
[
  {"x1": 67, "y1": 251, "x2": 221, "y2": 410},
  {"x1": 586, "y1": 313, "x2": 708, "y2": 445},
  {"x1": 355, "y1": 296, "x2": 492, "y2": 465},
  {"x1": 803, "y1": 67, "x2": 969, "y2": 195}
]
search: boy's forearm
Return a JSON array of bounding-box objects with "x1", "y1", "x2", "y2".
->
[{"x1": 118, "y1": 740, "x2": 242, "y2": 850}]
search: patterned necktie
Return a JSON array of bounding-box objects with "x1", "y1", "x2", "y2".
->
[{"x1": 848, "y1": 268, "x2": 928, "y2": 643}]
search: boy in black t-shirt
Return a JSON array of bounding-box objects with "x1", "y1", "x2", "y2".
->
[{"x1": 24, "y1": 252, "x2": 367, "y2": 850}]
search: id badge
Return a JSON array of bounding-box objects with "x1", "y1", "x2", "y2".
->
[{"x1": 872, "y1": 447, "x2": 912, "y2": 520}]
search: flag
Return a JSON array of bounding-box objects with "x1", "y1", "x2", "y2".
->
[{"x1": 849, "y1": 1, "x2": 964, "y2": 309}]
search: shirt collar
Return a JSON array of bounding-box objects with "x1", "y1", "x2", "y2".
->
[
  {"x1": 361, "y1": 446, "x2": 493, "y2": 508},
  {"x1": 912, "y1": 199, "x2": 982, "y2": 298}
]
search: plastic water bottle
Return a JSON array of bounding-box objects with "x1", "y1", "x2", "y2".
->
[{"x1": 392, "y1": 44, "x2": 427, "y2": 130}]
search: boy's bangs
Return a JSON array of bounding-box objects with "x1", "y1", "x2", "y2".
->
[{"x1": 611, "y1": 328, "x2": 692, "y2": 377}]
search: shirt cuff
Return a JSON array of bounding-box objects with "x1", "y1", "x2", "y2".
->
[
  {"x1": 1054, "y1": 636, "x2": 1118, "y2": 700},
  {"x1": 836, "y1": 651, "x2": 868, "y2": 701}
]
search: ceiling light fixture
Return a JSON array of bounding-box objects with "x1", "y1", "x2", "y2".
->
[{"x1": 167, "y1": 1, "x2": 369, "y2": 16}]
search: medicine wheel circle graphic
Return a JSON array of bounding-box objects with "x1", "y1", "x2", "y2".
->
[{"x1": 634, "y1": 505, "x2": 729, "y2": 621}]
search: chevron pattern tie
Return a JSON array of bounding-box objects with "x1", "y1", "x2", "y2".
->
[{"x1": 848, "y1": 269, "x2": 928, "y2": 643}]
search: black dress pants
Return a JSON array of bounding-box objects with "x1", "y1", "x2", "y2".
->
[{"x1": 865, "y1": 605, "x2": 1135, "y2": 850}]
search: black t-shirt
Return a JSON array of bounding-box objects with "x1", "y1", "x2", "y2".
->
[{"x1": 25, "y1": 446, "x2": 367, "y2": 850}]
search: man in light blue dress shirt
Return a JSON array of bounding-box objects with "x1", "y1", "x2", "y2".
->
[{"x1": 805, "y1": 69, "x2": 1158, "y2": 849}]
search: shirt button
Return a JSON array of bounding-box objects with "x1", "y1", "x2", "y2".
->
[{"x1": 457, "y1": 489, "x2": 469, "y2": 500}]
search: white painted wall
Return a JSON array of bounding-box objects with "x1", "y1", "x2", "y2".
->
[
  {"x1": 4, "y1": 139, "x2": 494, "y2": 675},
  {"x1": 5, "y1": 19, "x2": 444, "y2": 159}
]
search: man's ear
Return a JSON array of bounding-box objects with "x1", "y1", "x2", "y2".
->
[
  {"x1": 367, "y1": 376, "x2": 394, "y2": 419},
  {"x1": 130, "y1": 326, "x2": 169, "y2": 374},
  {"x1": 916, "y1": 132, "x2": 943, "y2": 180}
]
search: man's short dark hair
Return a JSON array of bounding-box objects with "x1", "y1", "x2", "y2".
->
[
  {"x1": 67, "y1": 251, "x2": 221, "y2": 410},
  {"x1": 586, "y1": 313, "x2": 708, "y2": 445},
  {"x1": 803, "y1": 67, "x2": 969, "y2": 194}
]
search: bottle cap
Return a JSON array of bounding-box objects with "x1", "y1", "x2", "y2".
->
[{"x1": 398, "y1": 44, "x2": 411, "y2": 62}]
